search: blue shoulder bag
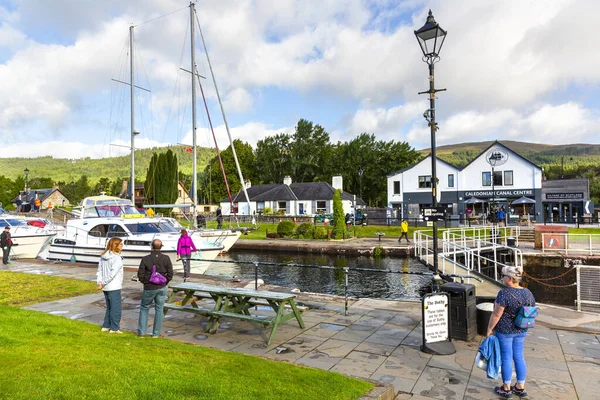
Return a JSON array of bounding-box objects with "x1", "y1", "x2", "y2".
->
[{"x1": 506, "y1": 290, "x2": 538, "y2": 329}]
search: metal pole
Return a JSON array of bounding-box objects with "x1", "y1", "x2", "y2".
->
[
  {"x1": 190, "y1": 3, "x2": 198, "y2": 228},
  {"x1": 129, "y1": 25, "x2": 135, "y2": 205},
  {"x1": 344, "y1": 267, "x2": 349, "y2": 316},
  {"x1": 429, "y1": 62, "x2": 441, "y2": 292}
]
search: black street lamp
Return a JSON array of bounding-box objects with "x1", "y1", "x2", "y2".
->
[
  {"x1": 416, "y1": 11, "x2": 454, "y2": 356},
  {"x1": 24, "y1": 167, "x2": 30, "y2": 194},
  {"x1": 415, "y1": 9, "x2": 447, "y2": 290},
  {"x1": 358, "y1": 168, "x2": 364, "y2": 200}
]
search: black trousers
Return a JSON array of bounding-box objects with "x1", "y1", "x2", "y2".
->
[
  {"x1": 399, "y1": 232, "x2": 409, "y2": 243},
  {"x1": 2, "y1": 245, "x2": 11, "y2": 264}
]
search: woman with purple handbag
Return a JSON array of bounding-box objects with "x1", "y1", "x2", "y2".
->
[
  {"x1": 487, "y1": 266, "x2": 536, "y2": 398},
  {"x1": 136, "y1": 239, "x2": 173, "y2": 338}
]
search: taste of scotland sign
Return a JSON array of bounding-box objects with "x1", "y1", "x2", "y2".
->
[
  {"x1": 465, "y1": 189, "x2": 533, "y2": 197},
  {"x1": 546, "y1": 192, "x2": 584, "y2": 200}
]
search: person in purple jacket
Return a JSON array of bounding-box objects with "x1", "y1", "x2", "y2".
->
[{"x1": 176, "y1": 229, "x2": 197, "y2": 281}]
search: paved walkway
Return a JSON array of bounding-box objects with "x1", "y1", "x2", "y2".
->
[{"x1": 4, "y1": 260, "x2": 600, "y2": 399}]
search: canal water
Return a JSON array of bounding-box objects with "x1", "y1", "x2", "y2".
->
[{"x1": 203, "y1": 250, "x2": 432, "y2": 300}]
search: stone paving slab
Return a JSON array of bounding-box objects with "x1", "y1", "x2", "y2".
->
[{"x1": 5, "y1": 260, "x2": 600, "y2": 399}]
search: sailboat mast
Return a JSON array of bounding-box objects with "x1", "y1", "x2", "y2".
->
[
  {"x1": 129, "y1": 25, "x2": 136, "y2": 205},
  {"x1": 190, "y1": 2, "x2": 198, "y2": 228},
  {"x1": 195, "y1": 14, "x2": 252, "y2": 216}
]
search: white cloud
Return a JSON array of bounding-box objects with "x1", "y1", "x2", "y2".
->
[{"x1": 223, "y1": 88, "x2": 253, "y2": 113}]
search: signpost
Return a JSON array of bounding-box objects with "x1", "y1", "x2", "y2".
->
[
  {"x1": 421, "y1": 292, "x2": 455, "y2": 355},
  {"x1": 421, "y1": 206, "x2": 446, "y2": 222}
]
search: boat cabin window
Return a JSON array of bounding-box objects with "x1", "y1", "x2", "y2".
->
[
  {"x1": 0, "y1": 218, "x2": 26, "y2": 227},
  {"x1": 88, "y1": 224, "x2": 128, "y2": 238},
  {"x1": 125, "y1": 221, "x2": 179, "y2": 234}
]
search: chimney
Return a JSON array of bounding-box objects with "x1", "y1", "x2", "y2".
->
[
  {"x1": 52, "y1": 184, "x2": 59, "y2": 191},
  {"x1": 283, "y1": 176, "x2": 292, "y2": 186},
  {"x1": 245, "y1": 179, "x2": 252, "y2": 189},
  {"x1": 332, "y1": 175, "x2": 343, "y2": 191}
]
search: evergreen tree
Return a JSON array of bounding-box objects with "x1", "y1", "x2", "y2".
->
[
  {"x1": 331, "y1": 189, "x2": 346, "y2": 239},
  {"x1": 144, "y1": 150, "x2": 178, "y2": 211}
]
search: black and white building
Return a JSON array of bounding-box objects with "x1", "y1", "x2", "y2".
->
[{"x1": 387, "y1": 141, "x2": 565, "y2": 223}]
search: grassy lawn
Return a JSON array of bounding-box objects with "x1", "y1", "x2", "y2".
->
[
  {"x1": 0, "y1": 272, "x2": 373, "y2": 399},
  {"x1": 0, "y1": 271, "x2": 98, "y2": 306}
]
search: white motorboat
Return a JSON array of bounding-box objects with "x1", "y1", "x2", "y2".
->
[
  {"x1": 47, "y1": 196, "x2": 224, "y2": 273},
  {"x1": 0, "y1": 215, "x2": 56, "y2": 259}
]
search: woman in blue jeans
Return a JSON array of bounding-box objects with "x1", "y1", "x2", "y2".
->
[{"x1": 487, "y1": 266, "x2": 536, "y2": 398}]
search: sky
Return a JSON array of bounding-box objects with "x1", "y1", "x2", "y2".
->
[{"x1": 0, "y1": 0, "x2": 599, "y2": 160}]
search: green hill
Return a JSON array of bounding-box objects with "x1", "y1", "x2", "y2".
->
[{"x1": 0, "y1": 146, "x2": 216, "y2": 184}]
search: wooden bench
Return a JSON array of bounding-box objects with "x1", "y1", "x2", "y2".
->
[
  {"x1": 165, "y1": 282, "x2": 305, "y2": 344},
  {"x1": 190, "y1": 291, "x2": 309, "y2": 312}
]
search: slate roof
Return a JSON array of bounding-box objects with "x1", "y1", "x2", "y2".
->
[
  {"x1": 13, "y1": 188, "x2": 64, "y2": 204},
  {"x1": 225, "y1": 182, "x2": 366, "y2": 205}
]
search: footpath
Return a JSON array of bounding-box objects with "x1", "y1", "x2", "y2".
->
[{"x1": 4, "y1": 257, "x2": 600, "y2": 400}]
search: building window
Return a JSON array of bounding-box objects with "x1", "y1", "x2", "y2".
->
[
  {"x1": 178, "y1": 190, "x2": 182, "y2": 197},
  {"x1": 504, "y1": 171, "x2": 513, "y2": 186},
  {"x1": 482, "y1": 172, "x2": 491, "y2": 186},
  {"x1": 316, "y1": 200, "x2": 327, "y2": 213},
  {"x1": 447, "y1": 174, "x2": 454, "y2": 188},
  {"x1": 493, "y1": 171, "x2": 503, "y2": 186},
  {"x1": 418, "y1": 175, "x2": 432, "y2": 189},
  {"x1": 393, "y1": 181, "x2": 400, "y2": 194},
  {"x1": 278, "y1": 201, "x2": 286, "y2": 211},
  {"x1": 257, "y1": 201, "x2": 265, "y2": 212}
]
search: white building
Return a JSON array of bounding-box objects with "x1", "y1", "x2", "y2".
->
[
  {"x1": 220, "y1": 175, "x2": 365, "y2": 216},
  {"x1": 387, "y1": 141, "x2": 545, "y2": 223}
]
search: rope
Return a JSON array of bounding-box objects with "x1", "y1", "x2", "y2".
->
[
  {"x1": 522, "y1": 268, "x2": 575, "y2": 282},
  {"x1": 524, "y1": 273, "x2": 576, "y2": 288}
]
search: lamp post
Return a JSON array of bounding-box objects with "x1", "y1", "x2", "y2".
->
[
  {"x1": 416, "y1": 11, "x2": 455, "y2": 356},
  {"x1": 358, "y1": 168, "x2": 363, "y2": 200},
  {"x1": 415, "y1": 9, "x2": 447, "y2": 291},
  {"x1": 486, "y1": 150, "x2": 507, "y2": 229},
  {"x1": 24, "y1": 167, "x2": 30, "y2": 194}
]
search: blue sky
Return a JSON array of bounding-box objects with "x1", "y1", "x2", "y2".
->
[{"x1": 0, "y1": 0, "x2": 599, "y2": 159}]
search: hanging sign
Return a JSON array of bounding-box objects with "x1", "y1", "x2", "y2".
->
[{"x1": 422, "y1": 292, "x2": 450, "y2": 343}]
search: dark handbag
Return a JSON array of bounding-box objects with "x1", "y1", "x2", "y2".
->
[
  {"x1": 506, "y1": 290, "x2": 538, "y2": 329},
  {"x1": 149, "y1": 265, "x2": 167, "y2": 285}
]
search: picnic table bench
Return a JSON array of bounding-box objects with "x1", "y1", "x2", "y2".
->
[{"x1": 164, "y1": 282, "x2": 305, "y2": 345}]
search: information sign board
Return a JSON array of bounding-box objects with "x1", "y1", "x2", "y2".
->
[
  {"x1": 421, "y1": 206, "x2": 446, "y2": 222},
  {"x1": 422, "y1": 293, "x2": 449, "y2": 343}
]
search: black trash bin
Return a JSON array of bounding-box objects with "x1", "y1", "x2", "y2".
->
[
  {"x1": 507, "y1": 237, "x2": 516, "y2": 247},
  {"x1": 441, "y1": 282, "x2": 477, "y2": 341},
  {"x1": 476, "y1": 303, "x2": 494, "y2": 336}
]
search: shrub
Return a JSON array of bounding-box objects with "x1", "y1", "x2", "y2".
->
[
  {"x1": 277, "y1": 220, "x2": 295, "y2": 238},
  {"x1": 296, "y1": 223, "x2": 315, "y2": 239},
  {"x1": 266, "y1": 232, "x2": 280, "y2": 239},
  {"x1": 314, "y1": 226, "x2": 328, "y2": 239},
  {"x1": 264, "y1": 206, "x2": 273, "y2": 214}
]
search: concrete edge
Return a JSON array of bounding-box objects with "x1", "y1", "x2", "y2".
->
[{"x1": 358, "y1": 382, "x2": 395, "y2": 400}]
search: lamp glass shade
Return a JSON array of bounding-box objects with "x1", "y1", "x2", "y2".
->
[{"x1": 414, "y1": 10, "x2": 447, "y2": 57}]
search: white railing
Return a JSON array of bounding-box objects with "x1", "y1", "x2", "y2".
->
[
  {"x1": 413, "y1": 229, "x2": 522, "y2": 285},
  {"x1": 541, "y1": 233, "x2": 600, "y2": 256},
  {"x1": 576, "y1": 265, "x2": 600, "y2": 312}
]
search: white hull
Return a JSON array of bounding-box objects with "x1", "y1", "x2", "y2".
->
[
  {"x1": 191, "y1": 230, "x2": 241, "y2": 253},
  {"x1": 47, "y1": 241, "x2": 221, "y2": 271},
  {"x1": 10, "y1": 233, "x2": 55, "y2": 259}
]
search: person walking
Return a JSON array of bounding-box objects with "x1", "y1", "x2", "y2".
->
[
  {"x1": 137, "y1": 239, "x2": 173, "y2": 338},
  {"x1": 1, "y1": 226, "x2": 13, "y2": 265},
  {"x1": 216, "y1": 206, "x2": 223, "y2": 229},
  {"x1": 177, "y1": 229, "x2": 197, "y2": 281},
  {"x1": 34, "y1": 197, "x2": 41, "y2": 213},
  {"x1": 96, "y1": 237, "x2": 124, "y2": 334},
  {"x1": 47, "y1": 201, "x2": 54, "y2": 219},
  {"x1": 486, "y1": 266, "x2": 536, "y2": 398},
  {"x1": 398, "y1": 219, "x2": 410, "y2": 243}
]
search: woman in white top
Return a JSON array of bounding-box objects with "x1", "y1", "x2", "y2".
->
[{"x1": 96, "y1": 237, "x2": 124, "y2": 334}]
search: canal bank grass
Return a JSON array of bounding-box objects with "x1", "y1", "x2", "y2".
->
[
  {"x1": 243, "y1": 223, "x2": 417, "y2": 240},
  {"x1": 0, "y1": 271, "x2": 98, "y2": 306},
  {"x1": 0, "y1": 273, "x2": 373, "y2": 400}
]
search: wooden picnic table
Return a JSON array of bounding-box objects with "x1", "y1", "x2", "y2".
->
[{"x1": 164, "y1": 282, "x2": 305, "y2": 345}]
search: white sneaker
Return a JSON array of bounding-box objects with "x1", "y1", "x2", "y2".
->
[
  {"x1": 109, "y1": 330, "x2": 123, "y2": 334},
  {"x1": 101, "y1": 327, "x2": 110, "y2": 332}
]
